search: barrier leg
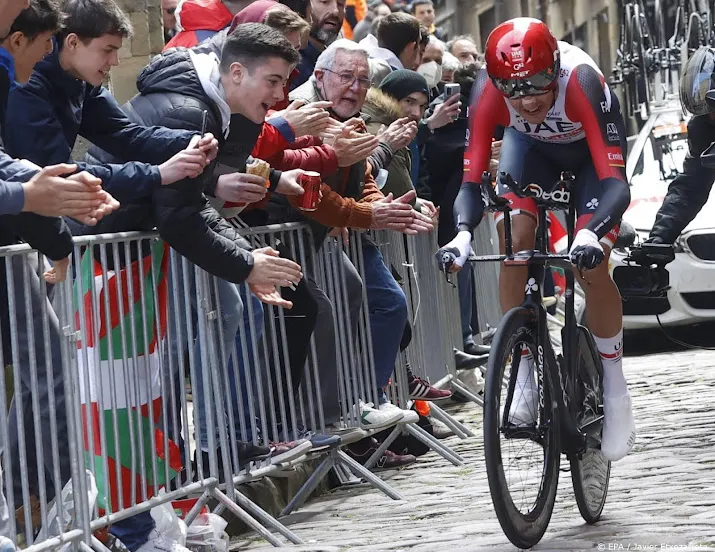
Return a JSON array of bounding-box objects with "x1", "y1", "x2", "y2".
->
[
  {"x1": 232, "y1": 490, "x2": 304, "y2": 544},
  {"x1": 363, "y1": 426, "x2": 401, "y2": 469},
  {"x1": 403, "y1": 423, "x2": 464, "y2": 466},
  {"x1": 335, "y1": 450, "x2": 402, "y2": 501},
  {"x1": 450, "y1": 378, "x2": 484, "y2": 407},
  {"x1": 211, "y1": 488, "x2": 284, "y2": 547},
  {"x1": 428, "y1": 403, "x2": 473, "y2": 439},
  {"x1": 280, "y1": 453, "x2": 336, "y2": 517}
]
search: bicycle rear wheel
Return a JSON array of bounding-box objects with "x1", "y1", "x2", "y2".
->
[
  {"x1": 570, "y1": 326, "x2": 611, "y2": 523},
  {"x1": 483, "y1": 307, "x2": 561, "y2": 549}
]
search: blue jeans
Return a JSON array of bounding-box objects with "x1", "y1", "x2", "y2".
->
[
  {"x1": 362, "y1": 241, "x2": 408, "y2": 401},
  {"x1": 201, "y1": 284, "x2": 263, "y2": 448},
  {"x1": 458, "y1": 266, "x2": 475, "y2": 346},
  {"x1": 166, "y1": 260, "x2": 263, "y2": 450},
  {"x1": 4, "y1": 255, "x2": 70, "y2": 504}
]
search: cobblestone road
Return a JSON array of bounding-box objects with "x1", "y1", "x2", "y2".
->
[{"x1": 236, "y1": 343, "x2": 715, "y2": 552}]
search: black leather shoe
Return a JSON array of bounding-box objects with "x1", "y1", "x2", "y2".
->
[
  {"x1": 464, "y1": 342, "x2": 491, "y2": 356},
  {"x1": 454, "y1": 349, "x2": 488, "y2": 370}
]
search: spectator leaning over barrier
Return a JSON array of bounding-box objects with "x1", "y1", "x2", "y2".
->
[
  {"x1": 86, "y1": 22, "x2": 309, "y2": 498},
  {"x1": 292, "y1": 0, "x2": 345, "y2": 90},
  {"x1": 363, "y1": 70, "x2": 427, "y2": 212},
  {"x1": 0, "y1": 0, "x2": 120, "y2": 538},
  {"x1": 0, "y1": 0, "x2": 116, "y2": 223},
  {"x1": 0, "y1": 0, "x2": 210, "y2": 542},
  {"x1": 227, "y1": 0, "x2": 309, "y2": 110},
  {"x1": 359, "y1": 11, "x2": 422, "y2": 86},
  {"x1": 287, "y1": 39, "x2": 437, "y2": 468},
  {"x1": 4, "y1": 0, "x2": 220, "y2": 217},
  {"x1": 190, "y1": 4, "x2": 337, "y2": 176},
  {"x1": 410, "y1": 0, "x2": 445, "y2": 41}
]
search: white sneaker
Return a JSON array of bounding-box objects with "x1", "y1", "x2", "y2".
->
[
  {"x1": 601, "y1": 392, "x2": 636, "y2": 461},
  {"x1": 508, "y1": 387, "x2": 539, "y2": 426},
  {"x1": 378, "y1": 402, "x2": 419, "y2": 423},
  {"x1": 355, "y1": 401, "x2": 402, "y2": 430},
  {"x1": 135, "y1": 530, "x2": 190, "y2": 552}
]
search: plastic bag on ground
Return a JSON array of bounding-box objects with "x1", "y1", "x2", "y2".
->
[
  {"x1": 35, "y1": 469, "x2": 98, "y2": 544},
  {"x1": 150, "y1": 491, "x2": 187, "y2": 546},
  {"x1": 185, "y1": 513, "x2": 229, "y2": 552}
]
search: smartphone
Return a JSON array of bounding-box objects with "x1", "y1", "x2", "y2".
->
[
  {"x1": 191, "y1": 110, "x2": 208, "y2": 150},
  {"x1": 444, "y1": 83, "x2": 460, "y2": 98},
  {"x1": 199, "y1": 109, "x2": 208, "y2": 137}
]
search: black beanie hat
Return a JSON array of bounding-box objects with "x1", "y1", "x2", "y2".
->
[{"x1": 378, "y1": 69, "x2": 430, "y2": 101}]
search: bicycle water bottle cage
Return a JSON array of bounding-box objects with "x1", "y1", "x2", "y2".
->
[{"x1": 480, "y1": 171, "x2": 511, "y2": 212}]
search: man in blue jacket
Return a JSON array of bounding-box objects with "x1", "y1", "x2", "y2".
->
[{"x1": 4, "y1": 0, "x2": 213, "y2": 205}]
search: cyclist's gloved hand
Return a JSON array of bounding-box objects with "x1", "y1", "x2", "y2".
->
[
  {"x1": 436, "y1": 230, "x2": 472, "y2": 272},
  {"x1": 569, "y1": 229, "x2": 604, "y2": 270}
]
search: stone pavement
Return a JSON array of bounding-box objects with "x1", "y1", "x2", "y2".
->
[{"x1": 234, "y1": 347, "x2": 715, "y2": 552}]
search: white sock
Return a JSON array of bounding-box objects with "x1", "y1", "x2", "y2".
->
[
  {"x1": 593, "y1": 329, "x2": 627, "y2": 398},
  {"x1": 515, "y1": 346, "x2": 535, "y2": 392}
]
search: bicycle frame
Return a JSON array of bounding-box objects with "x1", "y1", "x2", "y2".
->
[{"x1": 479, "y1": 171, "x2": 587, "y2": 455}]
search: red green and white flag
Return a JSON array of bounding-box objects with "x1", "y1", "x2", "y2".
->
[{"x1": 74, "y1": 240, "x2": 182, "y2": 514}]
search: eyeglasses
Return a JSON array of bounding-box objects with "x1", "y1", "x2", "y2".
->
[
  {"x1": 323, "y1": 69, "x2": 371, "y2": 89},
  {"x1": 491, "y1": 69, "x2": 557, "y2": 99}
]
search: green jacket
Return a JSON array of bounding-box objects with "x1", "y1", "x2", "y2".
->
[{"x1": 361, "y1": 88, "x2": 424, "y2": 211}]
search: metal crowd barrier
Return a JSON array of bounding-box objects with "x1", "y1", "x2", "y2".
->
[{"x1": 0, "y1": 222, "x2": 489, "y2": 551}]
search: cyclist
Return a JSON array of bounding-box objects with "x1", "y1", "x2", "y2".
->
[
  {"x1": 439, "y1": 18, "x2": 635, "y2": 461},
  {"x1": 647, "y1": 46, "x2": 715, "y2": 245}
]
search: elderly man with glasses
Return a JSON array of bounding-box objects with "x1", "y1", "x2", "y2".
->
[{"x1": 281, "y1": 40, "x2": 435, "y2": 465}]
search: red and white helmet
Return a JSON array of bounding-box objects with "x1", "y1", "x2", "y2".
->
[{"x1": 485, "y1": 18, "x2": 560, "y2": 98}]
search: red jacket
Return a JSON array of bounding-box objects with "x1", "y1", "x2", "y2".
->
[
  {"x1": 242, "y1": 136, "x2": 340, "y2": 213},
  {"x1": 163, "y1": 0, "x2": 233, "y2": 51},
  {"x1": 262, "y1": 135, "x2": 338, "y2": 174}
]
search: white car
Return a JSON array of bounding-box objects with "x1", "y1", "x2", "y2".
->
[{"x1": 610, "y1": 103, "x2": 715, "y2": 329}]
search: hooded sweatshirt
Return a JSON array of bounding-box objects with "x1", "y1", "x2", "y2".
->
[
  {"x1": 84, "y1": 48, "x2": 262, "y2": 284},
  {"x1": 163, "y1": 0, "x2": 234, "y2": 51}
]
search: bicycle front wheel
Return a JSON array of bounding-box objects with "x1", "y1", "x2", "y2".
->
[
  {"x1": 570, "y1": 326, "x2": 611, "y2": 523},
  {"x1": 483, "y1": 307, "x2": 561, "y2": 549}
]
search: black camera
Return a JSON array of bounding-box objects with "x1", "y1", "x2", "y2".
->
[{"x1": 613, "y1": 243, "x2": 674, "y2": 299}]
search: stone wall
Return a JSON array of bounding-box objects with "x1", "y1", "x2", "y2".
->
[{"x1": 108, "y1": 0, "x2": 164, "y2": 104}]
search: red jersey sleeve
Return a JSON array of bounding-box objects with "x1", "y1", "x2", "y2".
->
[
  {"x1": 462, "y1": 70, "x2": 510, "y2": 185},
  {"x1": 564, "y1": 64, "x2": 627, "y2": 182}
]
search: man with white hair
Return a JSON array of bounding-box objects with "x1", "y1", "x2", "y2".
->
[{"x1": 283, "y1": 39, "x2": 437, "y2": 467}]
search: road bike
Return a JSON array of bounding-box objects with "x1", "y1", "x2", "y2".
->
[{"x1": 437, "y1": 171, "x2": 636, "y2": 547}]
